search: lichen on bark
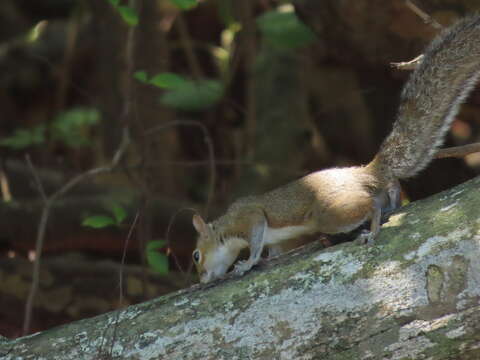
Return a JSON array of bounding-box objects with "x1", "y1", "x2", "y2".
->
[{"x1": 1, "y1": 176, "x2": 480, "y2": 359}]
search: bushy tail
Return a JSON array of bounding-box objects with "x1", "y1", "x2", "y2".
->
[{"x1": 376, "y1": 14, "x2": 480, "y2": 179}]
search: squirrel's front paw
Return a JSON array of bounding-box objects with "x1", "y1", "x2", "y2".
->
[{"x1": 233, "y1": 260, "x2": 253, "y2": 276}]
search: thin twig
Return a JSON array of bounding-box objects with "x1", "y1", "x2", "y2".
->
[
  {"x1": 22, "y1": 199, "x2": 51, "y2": 335},
  {"x1": 110, "y1": 211, "x2": 139, "y2": 355},
  {"x1": 405, "y1": 0, "x2": 443, "y2": 29},
  {"x1": 97, "y1": 0, "x2": 139, "y2": 353},
  {"x1": 175, "y1": 14, "x2": 204, "y2": 79},
  {"x1": 0, "y1": 160, "x2": 12, "y2": 202},
  {"x1": 54, "y1": 133, "x2": 130, "y2": 203},
  {"x1": 22, "y1": 157, "x2": 50, "y2": 336},
  {"x1": 25, "y1": 154, "x2": 48, "y2": 202},
  {"x1": 391, "y1": 54, "x2": 424, "y2": 71},
  {"x1": 142, "y1": 159, "x2": 250, "y2": 167},
  {"x1": 22, "y1": 129, "x2": 131, "y2": 335},
  {"x1": 436, "y1": 143, "x2": 480, "y2": 159},
  {"x1": 164, "y1": 207, "x2": 198, "y2": 284},
  {"x1": 145, "y1": 120, "x2": 216, "y2": 217},
  {"x1": 392, "y1": 2, "x2": 443, "y2": 71},
  {"x1": 23, "y1": 0, "x2": 138, "y2": 338},
  {"x1": 119, "y1": 3, "x2": 137, "y2": 127},
  {"x1": 136, "y1": 196, "x2": 150, "y2": 300}
]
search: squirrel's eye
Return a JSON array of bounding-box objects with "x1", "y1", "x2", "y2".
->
[{"x1": 192, "y1": 250, "x2": 201, "y2": 264}]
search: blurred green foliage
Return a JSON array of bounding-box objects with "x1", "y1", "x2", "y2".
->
[
  {"x1": 2, "y1": 0, "x2": 315, "y2": 279},
  {"x1": 0, "y1": 126, "x2": 45, "y2": 150},
  {"x1": 160, "y1": 78, "x2": 224, "y2": 111},
  {"x1": 0, "y1": 107, "x2": 100, "y2": 150},
  {"x1": 51, "y1": 107, "x2": 100, "y2": 147},
  {"x1": 143, "y1": 72, "x2": 188, "y2": 89},
  {"x1": 257, "y1": 9, "x2": 316, "y2": 50},
  {"x1": 170, "y1": 0, "x2": 198, "y2": 11},
  {"x1": 146, "y1": 240, "x2": 169, "y2": 274},
  {"x1": 131, "y1": 6, "x2": 315, "y2": 112},
  {"x1": 82, "y1": 202, "x2": 169, "y2": 274},
  {"x1": 135, "y1": 71, "x2": 224, "y2": 112},
  {"x1": 82, "y1": 215, "x2": 118, "y2": 228},
  {"x1": 82, "y1": 203, "x2": 127, "y2": 229},
  {"x1": 107, "y1": 0, "x2": 139, "y2": 26}
]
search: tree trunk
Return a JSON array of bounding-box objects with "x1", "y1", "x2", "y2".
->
[{"x1": 2, "y1": 176, "x2": 480, "y2": 359}]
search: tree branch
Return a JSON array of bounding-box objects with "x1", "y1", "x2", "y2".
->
[
  {"x1": 436, "y1": 143, "x2": 480, "y2": 159},
  {"x1": 405, "y1": 0, "x2": 443, "y2": 30},
  {"x1": 6, "y1": 175, "x2": 480, "y2": 359}
]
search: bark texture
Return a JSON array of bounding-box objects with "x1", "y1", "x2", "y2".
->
[{"x1": 1, "y1": 176, "x2": 480, "y2": 359}]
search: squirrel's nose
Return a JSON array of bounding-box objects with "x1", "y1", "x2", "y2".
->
[{"x1": 200, "y1": 272, "x2": 211, "y2": 283}]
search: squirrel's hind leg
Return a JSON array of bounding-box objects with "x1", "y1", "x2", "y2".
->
[
  {"x1": 355, "y1": 195, "x2": 383, "y2": 245},
  {"x1": 382, "y1": 179, "x2": 401, "y2": 219}
]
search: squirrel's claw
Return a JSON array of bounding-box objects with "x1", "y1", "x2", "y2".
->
[
  {"x1": 355, "y1": 230, "x2": 375, "y2": 246},
  {"x1": 233, "y1": 260, "x2": 254, "y2": 276}
]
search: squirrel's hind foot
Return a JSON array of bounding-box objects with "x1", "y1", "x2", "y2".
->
[{"x1": 354, "y1": 230, "x2": 376, "y2": 246}]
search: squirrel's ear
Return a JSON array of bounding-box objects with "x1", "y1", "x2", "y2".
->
[{"x1": 192, "y1": 214, "x2": 208, "y2": 235}]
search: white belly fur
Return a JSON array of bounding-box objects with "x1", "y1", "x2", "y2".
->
[{"x1": 264, "y1": 224, "x2": 314, "y2": 245}]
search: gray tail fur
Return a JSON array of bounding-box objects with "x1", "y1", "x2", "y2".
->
[{"x1": 377, "y1": 14, "x2": 480, "y2": 179}]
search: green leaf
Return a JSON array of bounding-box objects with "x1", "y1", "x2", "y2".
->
[
  {"x1": 51, "y1": 107, "x2": 100, "y2": 148},
  {"x1": 146, "y1": 240, "x2": 168, "y2": 274},
  {"x1": 117, "y1": 6, "x2": 139, "y2": 26},
  {"x1": 170, "y1": 0, "x2": 198, "y2": 11},
  {"x1": 146, "y1": 240, "x2": 166, "y2": 251},
  {"x1": 134, "y1": 70, "x2": 149, "y2": 83},
  {"x1": 160, "y1": 79, "x2": 224, "y2": 111},
  {"x1": 0, "y1": 125, "x2": 45, "y2": 150},
  {"x1": 257, "y1": 10, "x2": 316, "y2": 50},
  {"x1": 82, "y1": 215, "x2": 116, "y2": 229},
  {"x1": 111, "y1": 204, "x2": 127, "y2": 224},
  {"x1": 108, "y1": 0, "x2": 120, "y2": 7},
  {"x1": 149, "y1": 72, "x2": 188, "y2": 89}
]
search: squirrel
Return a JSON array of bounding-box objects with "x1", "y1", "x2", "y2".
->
[{"x1": 192, "y1": 14, "x2": 480, "y2": 283}]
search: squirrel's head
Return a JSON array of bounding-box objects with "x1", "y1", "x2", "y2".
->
[{"x1": 192, "y1": 214, "x2": 244, "y2": 283}]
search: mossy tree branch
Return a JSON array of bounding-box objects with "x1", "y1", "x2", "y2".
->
[{"x1": 2, "y1": 176, "x2": 480, "y2": 359}]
